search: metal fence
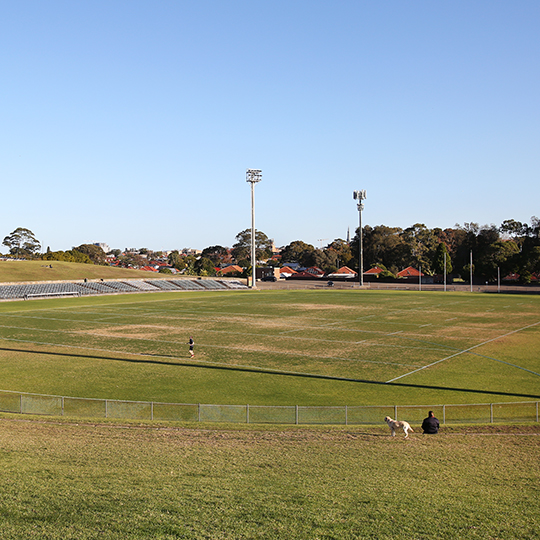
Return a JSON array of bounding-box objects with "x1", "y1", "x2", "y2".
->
[{"x1": 0, "y1": 390, "x2": 538, "y2": 425}]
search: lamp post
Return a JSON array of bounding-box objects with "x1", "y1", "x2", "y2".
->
[
  {"x1": 353, "y1": 190, "x2": 367, "y2": 287},
  {"x1": 246, "y1": 169, "x2": 262, "y2": 289}
]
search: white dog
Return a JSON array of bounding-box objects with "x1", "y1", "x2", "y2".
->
[{"x1": 384, "y1": 416, "x2": 414, "y2": 438}]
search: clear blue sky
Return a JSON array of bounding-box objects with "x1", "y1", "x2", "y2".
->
[{"x1": 1, "y1": 1, "x2": 538, "y2": 252}]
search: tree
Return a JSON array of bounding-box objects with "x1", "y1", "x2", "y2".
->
[
  {"x1": 400, "y1": 223, "x2": 439, "y2": 274},
  {"x1": 168, "y1": 251, "x2": 185, "y2": 270},
  {"x1": 231, "y1": 229, "x2": 273, "y2": 264},
  {"x1": 280, "y1": 240, "x2": 315, "y2": 267},
  {"x1": 42, "y1": 250, "x2": 92, "y2": 264},
  {"x1": 201, "y1": 245, "x2": 231, "y2": 266},
  {"x1": 325, "y1": 239, "x2": 353, "y2": 268},
  {"x1": 432, "y1": 242, "x2": 453, "y2": 275},
  {"x1": 73, "y1": 244, "x2": 107, "y2": 265},
  {"x1": 351, "y1": 225, "x2": 405, "y2": 274},
  {"x1": 3, "y1": 227, "x2": 41, "y2": 257},
  {"x1": 194, "y1": 257, "x2": 217, "y2": 276}
]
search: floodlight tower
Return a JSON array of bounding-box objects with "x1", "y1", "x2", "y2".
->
[
  {"x1": 353, "y1": 190, "x2": 367, "y2": 287},
  {"x1": 246, "y1": 169, "x2": 262, "y2": 289}
]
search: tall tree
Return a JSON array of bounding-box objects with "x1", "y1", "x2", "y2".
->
[
  {"x1": 400, "y1": 223, "x2": 439, "y2": 274},
  {"x1": 432, "y1": 242, "x2": 453, "y2": 275},
  {"x1": 351, "y1": 225, "x2": 405, "y2": 274},
  {"x1": 324, "y1": 239, "x2": 353, "y2": 268},
  {"x1": 2, "y1": 227, "x2": 41, "y2": 257},
  {"x1": 280, "y1": 240, "x2": 315, "y2": 267},
  {"x1": 231, "y1": 229, "x2": 273, "y2": 264}
]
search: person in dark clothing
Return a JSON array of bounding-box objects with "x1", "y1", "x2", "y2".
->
[
  {"x1": 422, "y1": 411, "x2": 440, "y2": 434},
  {"x1": 188, "y1": 336, "x2": 195, "y2": 358}
]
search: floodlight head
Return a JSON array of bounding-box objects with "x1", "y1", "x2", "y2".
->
[
  {"x1": 353, "y1": 190, "x2": 366, "y2": 201},
  {"x1": 246, "y1": 169, "x2": 262, "y2": 183}
]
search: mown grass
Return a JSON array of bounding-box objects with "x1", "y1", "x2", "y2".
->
[
  {"x1": 0, "y1": 289, "x2": 539, "y2": 407},
  {"x1": 0, "y1": 417, "x2": 538, "y2": 539}
]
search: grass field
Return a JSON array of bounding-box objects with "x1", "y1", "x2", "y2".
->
[
  {"x1": 1, "y1": 289, "x2": 539, "y2": 539},
  {"x1": 0, "y1": 417, "x2": 538, "y2": 539},
  {"x1": 0, "y1": 288, "x2": 539, "y2": 408}
]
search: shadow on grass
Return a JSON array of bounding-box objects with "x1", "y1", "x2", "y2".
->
[{"x1": 2, "y1": 346, "x2": 540, "y2": 401}]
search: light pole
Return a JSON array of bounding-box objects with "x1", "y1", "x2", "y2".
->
[
  {"x1": 246, "y1": 169, "x2": 262, "y2": 289},
  {"x1": 353, "y1": 190, "x2": 367, "y2": 287}
]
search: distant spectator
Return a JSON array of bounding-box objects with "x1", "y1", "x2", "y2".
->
[
  {"x1": 422, "y1": 411, "x2": 439, "y2": 434},
  {"x1": 188, "y1": 336, "x2": 195, "y2": 358}
]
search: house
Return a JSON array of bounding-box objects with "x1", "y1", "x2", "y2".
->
[
  {"x1": 327, "y1": 266, "x2": 357, "y2": 279},
  {"x1": 396, "y1": 266, "x2": 424, "y2": 278},
  {"x1": 290, "y1": 266, "x2": 325, "y2": 279},
  {"x1": 279, "y1": 266, "x2": 298, "y2": 278},
  {"x1": 218, "y1": 265, "x2": 243, "y2": 276},
  {"x1": 364, "y1": 266, "x2": 384, "y2": 276}
]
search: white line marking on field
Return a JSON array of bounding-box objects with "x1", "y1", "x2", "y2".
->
[
  {"x1": 445, "y1": 318, "x2": 457, "y2": 321},
  {"x1": 386, "y1": 331, "x2": 403, "y2": 335},
  {"x1": 386, "y1": 320, "x2": 540, "y2": 383},
  {"x1": 419, "y1": 324, "x2": 431, "y2": 328}
]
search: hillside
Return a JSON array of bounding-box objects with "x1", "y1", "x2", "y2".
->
[{"x1": 0, "y1": 260, "x2": 156, "y2": 283}]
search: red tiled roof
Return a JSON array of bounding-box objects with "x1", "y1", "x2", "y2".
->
[
  {"x1": 218, "y1": 265, "x2": 243, "y2": 274},
  {"x1": 336, "y1": 266, "x2": 356, "y2": 275},
  {"x1": 365, "y1": 266, "x2": 383, "y2": 275},
  {"x1": 396, "y1": 266, "x2": 424, "y2": 277}
]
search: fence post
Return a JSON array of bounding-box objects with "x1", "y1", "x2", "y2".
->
[
  {"x1": 61, "y1": 396, "x2": 64, "y2": 416},
  {"x1": 490, "y1": 403, "x2": 493, "y2": 423},
  {"x1": 151, "y1": 402, "x2": 154, "y2": 421},
  {"x1": 20, "y1": 394, "x2": 22, "y2": 414},
  {"x1": 105, "y1": 400, "x2": 108, "y2": 418},
  {"x1": 198, "y1": 403, "x2": 201, "y2": 422},
  {"x1": 246, "y1": 404, "x2": 249, "y2": 424},
  {"x1": 537, "y1": 402, "x2": 539, "y2": 423},
  {"x1": 443, "y1": 404, "x2": 446, "y2": 424},
  {"x1": 295, "y1": 405, "x2": 299, "y2": 425},
  {"x1": 345, "y1": 405, "x2": 348, "y2": 426},
  {"x1": 394, "y1": 405, "x2": 398, "y2": 420}
]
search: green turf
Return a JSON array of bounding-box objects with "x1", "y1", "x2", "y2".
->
[
  {"x1": 0, "y1": 289, "x2": 539, "y2": 407},
  {"x1": 0, "y1": 418, "x2": 538, "y2": 539}
]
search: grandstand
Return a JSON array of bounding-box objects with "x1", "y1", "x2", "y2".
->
[{"x1": 0, "y1": 278, "x2": 247, "y2": 301}]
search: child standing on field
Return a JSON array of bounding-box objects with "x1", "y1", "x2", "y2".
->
[{"x1": 188, "y1": 336, "x2": 194, "y2": 358}]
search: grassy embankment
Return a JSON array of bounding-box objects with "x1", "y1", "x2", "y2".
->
[{"x1": 0, "y1": 259, "x2": 154, "y2": 282}]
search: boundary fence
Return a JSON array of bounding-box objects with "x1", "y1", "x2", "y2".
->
[{"x1": 0, "y1": 390, "x2": 538, "y2": 425}]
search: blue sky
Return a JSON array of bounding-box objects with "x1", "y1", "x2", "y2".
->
[{"x1": 1, "y1": 1, "x2": 538, "y2": 252}]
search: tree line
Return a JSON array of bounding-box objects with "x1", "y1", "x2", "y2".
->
[{"x1": 3, "y1": 218, "x2": 540, "y2": 283}]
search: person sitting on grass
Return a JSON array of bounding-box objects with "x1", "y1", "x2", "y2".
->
[{"x1": 422, "y1": 411, "x2": 439, "y2": 434}]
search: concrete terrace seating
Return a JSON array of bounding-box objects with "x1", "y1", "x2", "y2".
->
[
  {"x1": 223, "y1": 280, "x2": 248, "y2": 289},
  {"x1": 145, "y1": 280, "x2": 183, "y2": 291},
  {"x1": 79, "y1": 282, "x2": 118, "y2": 294},
  {"x1": 171, "y1": 280, "x2": 205, "y2": 290},
  {"x1": 197, "y1": 279, "x2": 227, "y2": 290},
  {"x1": 101, "y1": 281, "x2": 140, "y2": 293},
  {"x1": 128, "y1": 280, "x2": 161, "y2": 291},
  {"x1": 0, "y1": 277, "x2": 248, "y2": 301},
  {"x1": 0, "y1": 282, "x2": 86, "y2": 300}
]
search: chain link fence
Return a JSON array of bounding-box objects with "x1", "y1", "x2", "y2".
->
[{"x1": 0, "y1": 389, "x2": 538, "y2": 425}]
